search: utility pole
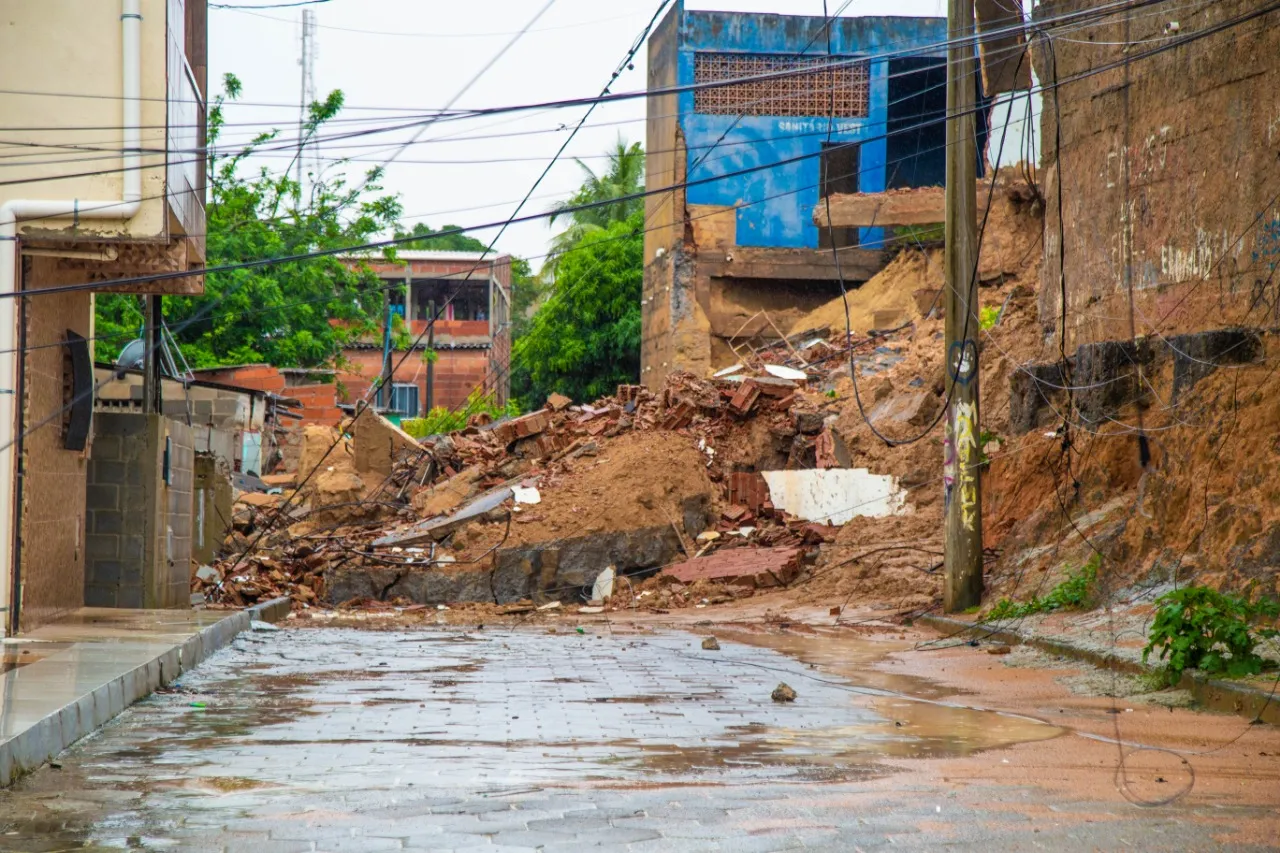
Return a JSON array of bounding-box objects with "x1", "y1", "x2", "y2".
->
[
  {"x1": 378, "y1": 276, "x2": 394, "y2": 410},
  {"x1": 295, "y1": 8, "x2": 316, "y2": 199},
  {"x1": 943, "y1": 0, "x2": 984, "y2": 611},
  {"x1": 141, "y1": 295, "x2": 163, "y2": 415},
  {"x1": 425, "y1": 299, "x2": 435, "y2": 415}
]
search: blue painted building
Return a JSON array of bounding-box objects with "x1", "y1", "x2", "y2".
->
[
  {"x1": 678, "y1": 11, "x2": 950, "y2": 249},
  {"x1": 642, "y1": 5, "x2": 981, "y2": 383}
]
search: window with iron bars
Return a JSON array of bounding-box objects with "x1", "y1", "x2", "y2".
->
[
  {"x1": 693, "y1": 52, "x2": 869, "y2": 118},
  {"x1": 390, "y1": 383, "x2": 420, "y2": 417}
]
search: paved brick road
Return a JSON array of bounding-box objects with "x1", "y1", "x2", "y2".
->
[{"x1": 0, "y1": 626, "x2": 1270, "y2": 851}]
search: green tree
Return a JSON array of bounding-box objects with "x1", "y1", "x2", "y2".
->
[
  {"x1": 543, "y1": 136, "x2": 644, "y2": 278},
  {"x1": 97, "y1": 74, "x2": 401, "y2": 368},
  {"x1": 512, "y1": 210, "x2": 642, "y2": 407},
  {"x1": 393, "y1": 221, "x2": 489, "y2": 253}
]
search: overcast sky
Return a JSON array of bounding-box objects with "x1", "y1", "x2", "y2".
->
[{"x1": 208, "y1": 0, "x2": 1038, "y2": 268}]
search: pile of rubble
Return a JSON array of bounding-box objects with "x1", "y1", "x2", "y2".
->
[{"x1": 191, "y1": 329, "x2": 914, "y2": 614}]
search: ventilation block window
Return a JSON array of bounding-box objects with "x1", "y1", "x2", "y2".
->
[{"x1": 693, "y1": 52, "x2": 869, "y2": 118}]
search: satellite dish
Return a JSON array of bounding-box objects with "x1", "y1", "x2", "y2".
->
[{"x1": 116, "y1": 339, "x2": 145, "y2": 373}]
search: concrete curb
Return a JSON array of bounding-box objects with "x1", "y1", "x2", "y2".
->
[
  {"x1": 917, "y1": 614, "x2": 1280, "y2": 726},
  {"x1": 0, "y1": 597, "x2": 292, "y2": 787}
]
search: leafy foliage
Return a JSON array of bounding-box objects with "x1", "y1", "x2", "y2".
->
[
  {"x1": 97, "y1": 75, "x2": 401, "y2": 368},
  {"x1": 512, "y1": 211, "x2": 642, "y2": 408},
  {"x1": 544, "y1": 137, "x2": 644, "y2": 278},
  {"x1": 401, "y1": 391, "x2": 519, "y2": 438},
  {"x1": 979, "y1": 305, "x2": 1002, "y2": 331},
  {"x1": 985, "y1": 556, "x2": 1099, "y2": 621},
  {"x1": 1143, "y1": 586, "x2": 1279, "y2": 685},
  {"x1": 392, "y1": 222, "x2": 489, "y2": 253}
]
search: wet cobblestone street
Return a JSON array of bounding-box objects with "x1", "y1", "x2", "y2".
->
[{"x1": 0, "y1": 625, "x2": 1274, "y2": 851}]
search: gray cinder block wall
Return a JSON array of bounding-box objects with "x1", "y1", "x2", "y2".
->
[{"x1": 85, "y1": 413, "x2": 194, "y2": 608}]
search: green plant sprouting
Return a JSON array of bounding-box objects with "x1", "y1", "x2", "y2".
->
[
  {"x1": 1142, "y1": 585, "x2": 1279, "y2": 685},
  {"x1": 979, "y1": 305, "x2": 1001, "y2": 331},
  {"x1": 984, "y1": 556, "x2": 1099, "y2": 622}
]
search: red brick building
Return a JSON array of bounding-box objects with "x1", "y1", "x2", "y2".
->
[{"x1": 337, "y1": 250, "x2": 512, "y2": 415}]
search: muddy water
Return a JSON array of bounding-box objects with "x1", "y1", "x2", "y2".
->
[{"x1": 711, "y1": 627, "x2": 1064, "y2": 761}]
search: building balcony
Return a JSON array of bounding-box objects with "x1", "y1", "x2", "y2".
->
[{"x1": 0, "y1": 0, "x2": 207, "y2": 294}]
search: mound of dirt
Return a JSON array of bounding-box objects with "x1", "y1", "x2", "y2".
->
[
  {"x1": 506, "y1": 430, "x2": 715, "y2": 545},
  {"x1": 791, "y1": 249, "x2": 940, "y2": 339}
]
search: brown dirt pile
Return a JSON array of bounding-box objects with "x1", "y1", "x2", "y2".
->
[
  {"x1": 793, "y1": 178, "x2": 1047, "y2": 610},
  {"x1": 983, "y1": 342, "x2": 1280, "y2": 601},
  {"x1": 506, "y1": 430, "x2": 714, "y2": 544},
  {"x1": 790, "y1": 249, "x2": 940, "y2": 338}
]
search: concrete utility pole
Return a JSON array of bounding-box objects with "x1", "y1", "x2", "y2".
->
[
  {"x1": 296, "y1": 8, "x2": 316, "y2": 199},
  {"x1": 943, "y1": 0, "x2": 984, "y2": 611}
]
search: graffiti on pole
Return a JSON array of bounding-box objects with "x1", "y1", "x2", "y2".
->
[
  {"x1": 943, "y1": 436, "x2": 957, "y2": 511},
  {"x1": 953, "y1": 401, "x2": 979, "y2": 530}
]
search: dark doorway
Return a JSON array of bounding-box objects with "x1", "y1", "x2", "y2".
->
[{"x1": 819, "y1": 141, "x2": 860, "y2": 249}]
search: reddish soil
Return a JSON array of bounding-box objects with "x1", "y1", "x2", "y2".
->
[{"x1": 505, "y1": 430, "x2": 715, "y2": 545}]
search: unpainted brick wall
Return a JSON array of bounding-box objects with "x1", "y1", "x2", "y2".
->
[
  {"x1": 192, "y1": 453, "x2": 232, "y2": 566},
  {"x1": 163, "y1": 420, "x2": 195, "y2": 608},
  {"x1": 1035, "y1": 0, "x2": 1280, "y2": 348},
  {"x1": 84, "y1": 413, "x2": 150, "y2": 608},
  {"x1": 84, "y1": 413, "x2": 194, "y2": 609},
  {"x1": 17, "y1": 257, "x2": 92, "y2": 631},
  {"x1": 338, "y1": 346, "x2": 492, "y2": 412}
]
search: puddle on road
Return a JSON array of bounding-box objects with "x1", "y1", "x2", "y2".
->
[
  {"x1": 712, "y1": 627, "x2": 1063, "y2": 758},
  {"x1": 0, "y1": 641, "x2": 67, "y2": 673}
]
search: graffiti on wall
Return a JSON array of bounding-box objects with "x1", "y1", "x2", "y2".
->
[{"x1": 1248, "y1": 217, "x2": 1280, "y2": 323}]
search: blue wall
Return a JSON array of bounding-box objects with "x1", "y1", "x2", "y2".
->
[{"x1": 675, "y1": 10, "x2": 947, "y2": 250}]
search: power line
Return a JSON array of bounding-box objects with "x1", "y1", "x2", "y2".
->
[
  {"x1": 0, "y1": 0, "x2": 1170, "y2": 117},
  {"x1": 222, "y1": 5, "x2": 649, "y2": 39},
  {"x1": 210, "y1": 0, "x2": 331, "y2": 8},
  {"x1": 10, "y1": 0, "x2": 1261, "y2": 303}
]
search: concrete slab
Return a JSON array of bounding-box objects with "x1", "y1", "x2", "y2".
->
[
  {"x1": 761, "y1": 468, "x2": 908, "y2": 524},
  {"x1": 373, "y1": 487, "x2": 513, "y2": 548},
  {"x1": 0, "y1": 598, "x2": 289, "y2": 786}
]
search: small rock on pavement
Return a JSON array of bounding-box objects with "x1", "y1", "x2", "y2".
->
[
  {"x1": 701, "y1": 636, "x2": 720, "y2": 650},
  {"x1": 771, "y1": 682, "x2": 797, "y2": 703},
  {"x1": 986, "y1": 644, "x2": 1012, "y2": 655},
  {"x1": 250, "y1": 620, "x2": 280, "y2": 632}
]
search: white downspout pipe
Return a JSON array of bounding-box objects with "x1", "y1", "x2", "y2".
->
[{"x1": 0, "y1": 0, "x2": 144, "y2": 632}]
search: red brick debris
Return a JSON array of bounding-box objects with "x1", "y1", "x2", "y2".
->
[{"x1": 664, "y1": 546, "x2": 803, "y2": 588}]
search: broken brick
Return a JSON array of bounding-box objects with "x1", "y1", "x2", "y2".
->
[
  {"x1": 660, "y1": 401, "x2": 696, "y2": 430},
  {"x1": 726, "y1": 472, "x2": 770, "y2": 512},
  {"x1": 663, "y1": 546, "x2": 802, "y2": 588},
  {"x1": 728, "y1": 380, "x2": 762, "y2": 415}
]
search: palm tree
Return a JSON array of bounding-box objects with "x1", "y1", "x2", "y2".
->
[{"x1": 543, "y1": 137, "x2": 644, "y2": 278}]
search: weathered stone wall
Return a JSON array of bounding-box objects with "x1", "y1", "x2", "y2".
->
[
  {"x1": 1008, "y1": 327, "x2": 1264, "y2": 434},
  {"x1": 162, "y1": 420, "x2": 195, "y2": 608},
  {"x1": 1035, "y1": 0, "x2": 1280, "y2": 349}
]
